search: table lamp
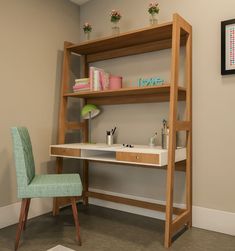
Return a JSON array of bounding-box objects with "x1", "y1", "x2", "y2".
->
[{"x1": 81, "y1": 104, "x2": 100, "y2": 143}]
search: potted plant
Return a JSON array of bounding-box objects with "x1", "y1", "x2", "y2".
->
[
  {"x1": 83, "y1": 22, "x2": 92, "y2": 40},
  {"x1": 148, "y1": 2, "x2": 160, "y2": 25},
  {"x1": 110, "y1": 10, "x2": 121, "y2": 35}
]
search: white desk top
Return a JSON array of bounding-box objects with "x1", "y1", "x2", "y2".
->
[
  {"x1": 50, "y1": 143, "x2": 186, "y2": 167},
  {"x1": 50, "y1": 143, "x2": 174, "y2": 154}
]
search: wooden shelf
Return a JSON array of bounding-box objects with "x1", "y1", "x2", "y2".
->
[
  {"x1": 63, "y1": 84, "x2": 186, "y2": 105},
  {"x1": 67, "y1": 22, "x2": 187, "y2": 62}
]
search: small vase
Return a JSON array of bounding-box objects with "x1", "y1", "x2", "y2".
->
[
  {"x1": 84, "y1": 31, "x2": 91, "y2": 41},
  {"x1": 150, "y1": 13, "x2": 158, "y2": 26},
  {"x1": 111, "y1": 21, "x2": 120, "y2": 35}
]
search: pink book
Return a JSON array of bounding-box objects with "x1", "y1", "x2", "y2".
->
[{"x1": 89, "y1": 67, "x2": 94, "y2": 91}]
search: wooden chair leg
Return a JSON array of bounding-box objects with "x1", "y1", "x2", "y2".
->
[
  {"x1": 71, "y1": 197, "x2": 82, "y2": 246},
  {"x1": 23, "y1": 199, "x2": 31, "y2": 231},
  {"x1": 15, "y1": 199, "x2": 27, "y2": 251}
]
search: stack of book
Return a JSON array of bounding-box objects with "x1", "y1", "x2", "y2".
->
[
  {"x1": 89, "y1": 67, "x2": 110, "y2": 91},
  {"x1": 73, "y1": 78, "x2": 90, "y2": 92}
]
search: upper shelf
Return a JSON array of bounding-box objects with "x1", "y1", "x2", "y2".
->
[
  {"x1": 64, "y1": 84, "x2": 186, "y2": 105},
  {"x1": 66, "y1": 18, "x2": 188, "y2": 62}
]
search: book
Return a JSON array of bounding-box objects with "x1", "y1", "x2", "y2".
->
[
  {"x1": 89, "y1": 66, "x2": 110, "y2": 91},
  {"x1": 75, "y1": 78, "x2": 89, "y2": 84}
]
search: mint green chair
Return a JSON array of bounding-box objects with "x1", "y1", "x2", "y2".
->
[{"x1": 11, "y1": 127, "x2": 83, "y2": 250}]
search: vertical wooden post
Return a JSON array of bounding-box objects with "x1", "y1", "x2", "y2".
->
[
  {"x1": 53, "y1": 42, "x2": 72, "y2": 216},
  {"x1": 81, "y1": 55, "x2": 89, "y2": 206},
  {"x1": 164, "y1": 14, "x2": 180, "y2": 248},
  {"x1": 185, "y1": 29, "x2": 193, "y2": 227}
]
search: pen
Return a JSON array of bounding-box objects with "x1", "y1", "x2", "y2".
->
[{"x1": 112, "y1": 127, "x2": 117, "y2": 135}]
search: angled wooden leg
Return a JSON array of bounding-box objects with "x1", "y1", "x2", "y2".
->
[
  {"x1": 23, "y1": 199, "x2": 31, "y2": 231},
  {"x1": 71, "y1": 197, "x2": 82, "y2": 246},
  {"x1": 15, "y1": 199, "x2": 27, "y2": 251},
  {"x1": 53, "y1": 158, "x2": 63, "y2": 216}
]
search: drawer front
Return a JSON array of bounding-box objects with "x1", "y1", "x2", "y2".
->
[
  {"x1": 51, "y1": 147, "x2": 81, "y2": 157},
  {"x1": 116, "y1": 152, "x2": 159, "y2": 165}
]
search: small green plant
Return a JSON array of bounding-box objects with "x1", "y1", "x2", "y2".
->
[
  {"x1": 148, "y1": 2, "x2": 160, "y2": 15},
  {"x1": 110, "y1": 10, "x2": 121, "y2": 23},
  {"x1": 83, "y1": 22, "x2": 92, "y2": 33}
]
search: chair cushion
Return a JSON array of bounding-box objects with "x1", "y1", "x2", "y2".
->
[{"x1": 18, "y1": 174, "x2": 83, "y2": 198}]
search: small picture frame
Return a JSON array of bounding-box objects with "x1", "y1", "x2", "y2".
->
[{"x1": 221, "y1": 19, "x2": 235, "y2": 75}]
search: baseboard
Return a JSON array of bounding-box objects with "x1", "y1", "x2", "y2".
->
[
  {"x1": 0, "y1": 198, "x2": 52, "y2": 229},
  {"x1": 192, "y1": 206, "x2": 235, "y2": 236},
  {"x1": 1, "y1": 190, "x2": 234, "y2": 237},
  {"x1": 88, "y1": 188, "x2": 235, "y2": 236}
]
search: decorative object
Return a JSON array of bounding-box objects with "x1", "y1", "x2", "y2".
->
[
  {"x1": 110, "y1": 10, "x2": 121, "y2": 35},
  {"x1": 148, "y1": 2, "x2": 159, "y2": 26},
  {"x1": 149, "y1": 132, "x2": 158, "y2": 146},
  {"x1": 138, "y1": 77, "x2": 164, "y2": 87},
  {"x1": 221, "y1": 19, "x2": 235, "y2": 75},
  {"x1": 83, "y1": 22, "x2": 92, "y2": 40},
  {"x1": 81, "y1": 104, "x2": 100, "y2": 143},
  {"x1": 109, "y1": 75, "x2": 122, "y2": 90}
]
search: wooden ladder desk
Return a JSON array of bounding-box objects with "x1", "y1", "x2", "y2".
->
[{"x1": 53, "y1": 13, "x2": 192, "y2": 247}]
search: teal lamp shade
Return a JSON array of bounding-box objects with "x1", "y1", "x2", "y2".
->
[
  {"x1": 81, "y1": 104, "x2": 100, "y2": 119},
  {"x1": 81, "y1": 104, "x2": 100, "y2": 143}
]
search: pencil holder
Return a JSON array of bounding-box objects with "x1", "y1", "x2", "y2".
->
[{"x1": 106, "y1": 134, "x2": 114, "y2": 146}]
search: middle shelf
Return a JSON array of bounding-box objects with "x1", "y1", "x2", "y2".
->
[{"x1": 63, "y1": 84, "x2": 186, "y2": 105}]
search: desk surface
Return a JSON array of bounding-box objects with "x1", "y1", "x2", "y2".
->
[{"x1": 50, "y1": 143, "x2": 186, "y2": 167}]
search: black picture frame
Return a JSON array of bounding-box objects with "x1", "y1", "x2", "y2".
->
[{"x1": 221, "y1": 19, "x2": 235, "y2": 75}]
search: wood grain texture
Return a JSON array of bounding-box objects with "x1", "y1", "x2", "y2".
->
[
  {"x1": 23, "y1": 199, "x2": 31, "y2": 231},
  {"x1": 51, "y1": 147, "x2": 81, "y2": 157},
  {"x1": 63, "y1": 85, "x2": 186, "y2": 105},
  {"x1": 53, "y1": 41, "x2": 73, "y2": 215},
  {"x1": 71, "y1": 197, "x2": 82, "y2": 245},
  {"x1": 172, "y1": 210, "x2": 190, "y2": 234},
  {"x1": 185, "y1": 25, "x2": 193, "y2": 228},
  {"x1": 116, "y1": 152, "x2": 159, "y2": 165},
  {"x1": 15, "y1": 199, "x2": 27, "y2": 251},
  {"x1": 165, "y1": 13, "x2": 181, "y2": 248},
  {"x1": 87, "y1": 191, "x2": 185, "y2": 215},
  {"x1": 67, "y1": 22, "x2": 187, "y2": 56},
  {"x1": 175, "y1": 121, "x2": 191, "y2": 131},
  {"x1": 82, "y1": 59, "x2": 90, "y2": 206}
]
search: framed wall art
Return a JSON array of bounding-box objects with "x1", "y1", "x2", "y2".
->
[{"x1": 221, "y1": 19, "x2": 235, "y2": 75}]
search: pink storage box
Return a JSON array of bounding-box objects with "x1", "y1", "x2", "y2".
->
[{"x1": 109, "y1": 75, "x2": 122, "y2": 90}]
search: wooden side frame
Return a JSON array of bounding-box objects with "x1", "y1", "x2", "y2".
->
[
  {"x1": 164, "y1": 13, "x2": 192, "y2": 247},
  {"x1": 53, "y1": 43, "x2": 89, "y2": 215}
]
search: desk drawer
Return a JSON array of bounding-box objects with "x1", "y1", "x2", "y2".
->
[
  {"x1": 51, "y1": 147, "x2": 81, "y2": 157},
  {"x1": 116, "y1": 152, "x2": 159, "y2": 165}
]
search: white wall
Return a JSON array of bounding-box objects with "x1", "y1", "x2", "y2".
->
[
  {"x1": 0, "y1": 0, "x2": 80, "y2": 207},
  {"x1": 80, "y1": 0, "x2": 235, "y2": 214}
]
